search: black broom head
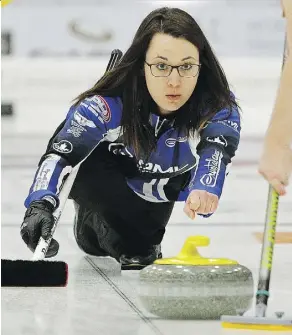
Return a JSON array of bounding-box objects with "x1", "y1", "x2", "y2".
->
[{"x1": 1, "y1": 259, "x2": 68, "y2": 287}]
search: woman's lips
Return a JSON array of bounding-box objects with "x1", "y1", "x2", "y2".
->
[{"x1": 166, "y1": 95, "x2": 181, "y2": 101}]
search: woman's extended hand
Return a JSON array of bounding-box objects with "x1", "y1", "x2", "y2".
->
[{"x1": 184, "y1": 190, "x2": 219, "y2": 220}]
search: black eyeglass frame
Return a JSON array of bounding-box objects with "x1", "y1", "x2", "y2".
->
[{"x1": 144, "y1": 61, "x2": 201, "y2": 78}]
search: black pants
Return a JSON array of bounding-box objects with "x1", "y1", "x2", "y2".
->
[{"x1": 70, "y1": 143, "x2": 178, "y2": 256}]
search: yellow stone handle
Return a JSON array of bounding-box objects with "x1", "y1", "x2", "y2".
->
[
  {"x1": 177, "y1": 236, "x2": 210, "y2": 260},
  {"x1": 154, "y1": 235, "x2": 238, "y2": 265}
]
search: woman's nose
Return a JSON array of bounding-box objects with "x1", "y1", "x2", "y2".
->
[{"x1": 167, "y1": 68, "x2": 181, "y2": 87}]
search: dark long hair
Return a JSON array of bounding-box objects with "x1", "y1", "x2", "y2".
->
[{"x1": 74, "y1": 7, "x2": 240, "y2": 157}]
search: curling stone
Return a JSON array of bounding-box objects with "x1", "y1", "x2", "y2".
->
[{"x1": 139, "y1": 236, "x2": 254, "y2": 319}]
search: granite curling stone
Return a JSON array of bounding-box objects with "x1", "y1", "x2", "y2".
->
[{"x1": 139, "y1": 236, "x2": 254, "y2": 319}]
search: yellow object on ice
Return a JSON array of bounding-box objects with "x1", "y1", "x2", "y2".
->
[
  {"x1": 221, "y1": 321, "x2": 292, "y2": 332},
  {"x1": 154, "y1": 236, "x2": 238, "y2": 266},
  {"x1": 1, "y1": 0, "x2": 14, "y2": 7}
]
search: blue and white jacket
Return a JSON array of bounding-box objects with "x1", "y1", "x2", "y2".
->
[{"x1": 24, "y1": 95, "x2": 241, "y2": 216}]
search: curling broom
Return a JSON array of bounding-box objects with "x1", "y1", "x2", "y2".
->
[
  {"x1": 1, "y1": 49, "x2": 123, "y2": 287},
  {"x1": 221, "y1": 32, "x2": 292, "y2": 331}
]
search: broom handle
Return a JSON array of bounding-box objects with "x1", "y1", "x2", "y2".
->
[
  {"x1": 255, "y1": 31, "x2": 288, "y2": 317},
  {"x1": 255, "y1": 186, "x2": 279, "y2": 317},
  {"x1": 220, "y1": 15, "x2": 289, "y2": 324},
  {"x1": 31, "y1": 164, "x2": 81, "y2": 261},
  {"x1": 32, "y1": 49, "x2": 123, "y2": 261}
]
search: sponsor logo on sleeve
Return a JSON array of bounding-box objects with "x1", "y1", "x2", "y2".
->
[
  {"x1": 200, "y1": 150, "x2": 223, "y2": 187},
  {"x1": 73, "y1": 110, "x2": 96, "y2": 128},
  {"x1": 53, "y1": 140, "x2": 73, "y2": 154},
  {"x1": 85, "y1": 96, "x2": 111, "y2": 123},
  {"x1": 34, "y1": 165, "x2": 51, "y2": 190},
  {"x1": 67, "y1": 120, "x2": 86, "y2": 137},
  {"x1": 206, "y1": 135, "x2": 227, "y2": 147}
]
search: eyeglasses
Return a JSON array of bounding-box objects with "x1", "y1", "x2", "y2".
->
[{"x1": 145, "y1": 61, "x2": 201, "y2": 78}]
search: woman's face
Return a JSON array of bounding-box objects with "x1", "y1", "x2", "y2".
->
[{"x1": 144, "y1": 33, "x2": 200, "y2": 116}]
